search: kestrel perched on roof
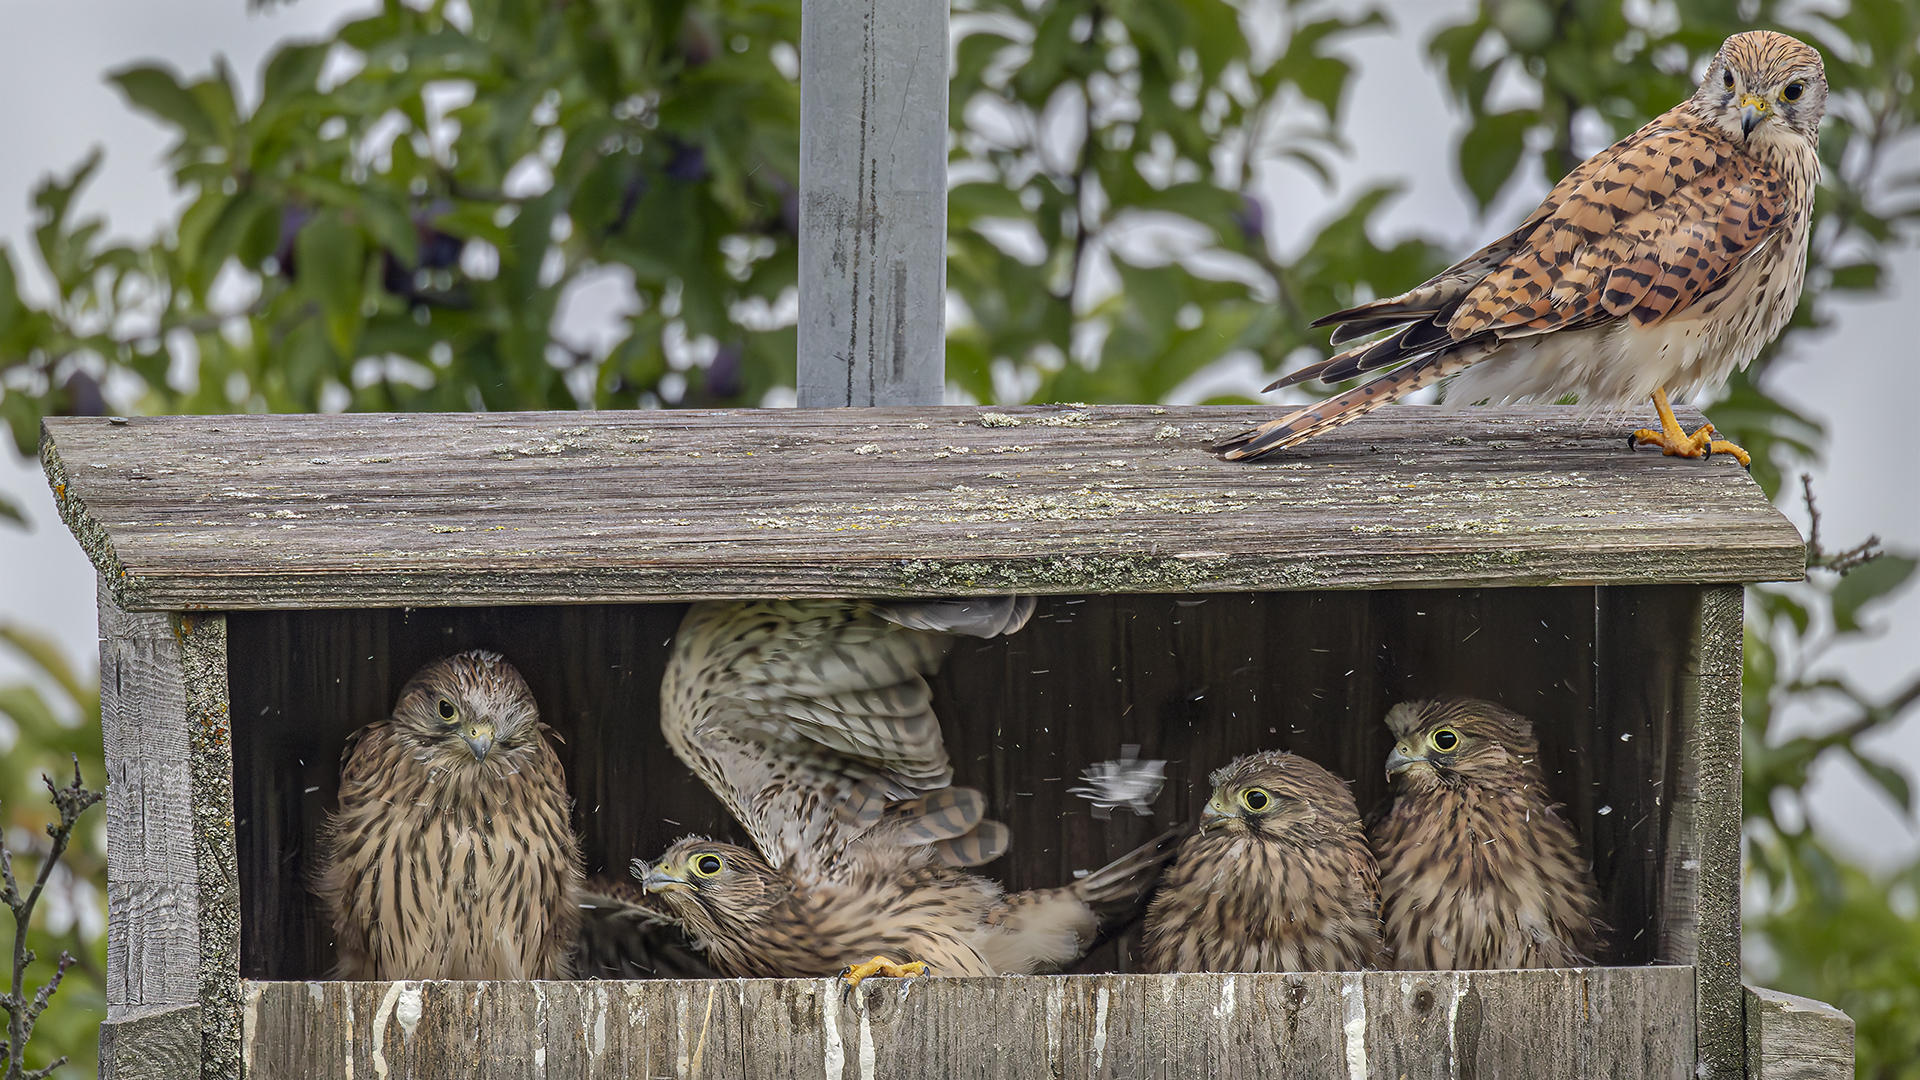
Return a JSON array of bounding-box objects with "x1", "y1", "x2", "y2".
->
[
  {"x1": 639, "y1": 596, "x2": 1178, "y2": 982},
  {"x1": 1142, "y1": 751, "x2": 1383, "y2": 973},
  {"x1": 1213, "y1": 31, "x2": 1826, "y2": 467},
  {"x1": 1367, "y1": 699, "x2": 1604, "y2": 970},
  {"x1": 317, "y1": 651, "x2": 583, "y2": 979}
]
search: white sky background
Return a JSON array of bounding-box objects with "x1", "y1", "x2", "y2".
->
[{"x1": 0, "y1": 0, "x2": 1915, "y2": 867}]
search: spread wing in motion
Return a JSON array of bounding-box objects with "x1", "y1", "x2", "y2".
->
[{"x1": 660, "y1": 596, "x2": 1036, "y2": 875}]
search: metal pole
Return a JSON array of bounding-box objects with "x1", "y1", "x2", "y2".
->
[{"x1": 795, "y1": 0, "x2": 947, "y2": 407}]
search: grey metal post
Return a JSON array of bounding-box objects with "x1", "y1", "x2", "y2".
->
[{"x1": 795, "y1": 0, "x2": 948, "y2": 407}]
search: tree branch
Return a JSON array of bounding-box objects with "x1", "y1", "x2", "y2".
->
[{"x1": 3, "y1": 756, "x2": 104, "y2": 1080}]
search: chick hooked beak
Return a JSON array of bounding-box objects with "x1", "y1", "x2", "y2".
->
[
  {"x1": 461, "y1": 722, "x2": 495, "y2": 762},
  {"x1": 1199, "y1": 800, "x2": 1231, "y2": 834},
  {"x1": 637, "y1": 862, "x2": 690, "y2": 894},
  {"x1": 1740, "y1": 93, "x2": 1769, "y2": 136},
  {"x1": 1384, "y1": 746, "x2": 1425, "y2": 778}
]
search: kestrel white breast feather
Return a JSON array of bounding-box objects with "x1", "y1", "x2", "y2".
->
[{"x1": 1214, "y1": 31, "x2": 1827, "y2": 467}]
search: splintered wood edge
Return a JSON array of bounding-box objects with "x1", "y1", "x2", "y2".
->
[{"x1": 43, "y1": 406, "x2": 1807, "y2": 611}]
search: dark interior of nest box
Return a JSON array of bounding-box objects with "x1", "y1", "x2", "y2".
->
[{"x1": 231, "y1": 585, "x2": 1704, "y2": 981}]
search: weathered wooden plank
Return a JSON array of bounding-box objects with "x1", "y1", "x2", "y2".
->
[
  {"x1": 99, "y1": 1003, "x2": 201, "y2": 1080},
  {"x1": 1692, "y1": 585, "x2": 1747, "y2": 1080},
  {"x1": 43, "y1": 405, "x2": 1804, "y2": 611},
  {"x1": 239, "y1": 968, "x2": 1695, "y2": 1078},
  {"x1": 1745, "y1": 986, "x2": 1853, "y2": 1080},
  {"x1": 98, "y1": 595, "x2": 235, "y2": 1080}
]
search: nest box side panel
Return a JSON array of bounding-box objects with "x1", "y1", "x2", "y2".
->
[{"x1": 98, "y1": 594, "x2": 234, "y2": 1080}]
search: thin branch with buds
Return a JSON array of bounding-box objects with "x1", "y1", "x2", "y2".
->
[
  {"x1": 1802, "y1": 473, "x2": 1882, "y2": 575},
  {"x1": 2, "y1": 756, "x2": 105, "y2": 1080}
]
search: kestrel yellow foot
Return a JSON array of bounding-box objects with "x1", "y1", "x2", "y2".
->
[
  {"x1": 840, "y1": 956, "x2": 929, "y2": 991},
  {"x1": 1628, "y1": 389, "x2": 1752, "y2": 468}
]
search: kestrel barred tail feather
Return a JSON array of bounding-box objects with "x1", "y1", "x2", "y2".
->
[
  {"x1": 1213, "y1": 31, "x2": 1826, "y2": 466},
  {"x1": 317, "y1": 651, "x2": 583, "y2": 980},
  {"x1": 1367, "y1": 700, "x2": 1604, "y2": 970},
  {"x1": 1142, "y1": 751, "x2": 1383, "y2": 973},
  {"x1": 641, "y1": 596, "x2": 1181, "y2": 980}
]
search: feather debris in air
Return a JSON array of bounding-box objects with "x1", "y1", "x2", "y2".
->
[{"x1": 1069, "y1": 745, "x2": 1167, "y2": 819}]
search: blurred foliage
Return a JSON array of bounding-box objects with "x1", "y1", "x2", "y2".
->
[
  {"x1": 0, "y1": 627, "x2": 105, "y2": 1080},
  {"x1": 0, "y1": 0, "x2": 1918, "y2": 1075}
]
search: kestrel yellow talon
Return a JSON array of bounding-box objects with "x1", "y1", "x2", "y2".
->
[
  {"x1": 1628, "y1": 388, "x2": 1748, "y2": 465},
  {"x1": 841, "y1": 956, "x2": 929, "y2": 990}
]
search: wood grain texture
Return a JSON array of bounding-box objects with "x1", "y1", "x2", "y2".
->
[
  {"x1": 42, "y1": 405, "x2": 1804, "y2": 612},
  {"x1": 1693, "y1": 585, "x2": 1747, "y2": 1080},
  {"x1": 100, "y1": 594, "x2": 201, "y2": 1014},
  {"x1": 99, "y1": 1003, "x2": 201, "y2": 1080},
  {"x1": 240, "y1": 968, "x2": 1694, "y2": 1079},
  {"x1": 230, "y1": 588, "x2": 1693, "y2": 981},
  {"x1": 1745, "y1": 985, "x2": 1854, "y2": 1080}
]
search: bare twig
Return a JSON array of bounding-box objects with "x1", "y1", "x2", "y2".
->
[
  {"x1": 1802, "y1": 473, "x2": 1882, "y2": 575},
  {"x1": 2, "y1": 755, "x2": 105, "y2": 1080}
]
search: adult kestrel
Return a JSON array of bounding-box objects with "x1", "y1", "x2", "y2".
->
[
  {"x1": 1142, "y1": 751, "x2": 1383, "y2": 973},
  {"x1": 642, "y1": 596, "x2": 1178, "y2": 982},
  {"x1": 1366, "y1": 699, "x2": 1604, "y2": 970},
  {"x1": 316, "y1": 651, "x2": 583, "y2": 980},
  {"x1": 1213, "y1": 31, "x2": 1826, "y2": 466}
]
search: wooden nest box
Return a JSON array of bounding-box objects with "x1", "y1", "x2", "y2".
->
[{"x1": 44, "y1": 404, "x2": 1842, "y2": 1079}]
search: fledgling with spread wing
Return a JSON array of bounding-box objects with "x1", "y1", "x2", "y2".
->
[
  {"x1": 1367, "y1": 699, "x2": 1604, "y2": 970},
  {"x1": 639, "y1": 596, "x2": 1179, "y2": 982},
  {"x1": 1142, "y1": 751, "x2": 1382, "y2": 973},
  {"x1": 317, "y1": 650, "x2": 583, "y2": 980},
  {"x1": 1214, "y1": 31, "x2": 1826, "y2": 466}
]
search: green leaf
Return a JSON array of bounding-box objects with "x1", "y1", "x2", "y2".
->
[
  {"x1": 1831, "y1": 553, "x2": 1918, "y2": 635},
  {"x1": 296, "y1": 212, "x2": 368, "y2": 355},
  {"x1": 1457, "y1": 110, "x2": 1536, "y2": 210},
  {"x1": 0, "y1": 493, "x2": 24, "y2": 529},
  {"x1": 109, "y1": 64, "x2": 219, "y2": 145},
  {"x1": 1850, "y1": 750, "x2": 1912, "y2": 813}
]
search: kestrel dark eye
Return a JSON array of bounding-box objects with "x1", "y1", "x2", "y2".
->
[
  {"x1": 437, "y1": 699, "x2": 457, "y2": 720},
  {"x1": 693, "y1": 854, "x2": 725, "y2": 877},
  {"x1": 1431, "y1": 728, "x2": 1460, "y2": 753},
  {"x1": 1782, "y1": 82, "x2": 1804, "y2": 101},
  {"x1": 1722, "y1": 69, "x2": 1734, "y2": 89},
  {"x1": 1239, "y1": 788, "x2": 1271, "y2": 813}
]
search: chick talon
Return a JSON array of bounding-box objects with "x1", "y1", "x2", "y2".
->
[{"x1": 841, "y1": 956, "x2": 930, "y2": 991}]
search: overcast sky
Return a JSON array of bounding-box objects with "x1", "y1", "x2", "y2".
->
[{"x1": 1, "y1": 0, "x2": 1915, "y2": 868}]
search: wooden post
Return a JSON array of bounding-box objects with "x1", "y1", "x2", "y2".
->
[{"x1": 795, "y1": 0, "x2": 948, "y2": 406}]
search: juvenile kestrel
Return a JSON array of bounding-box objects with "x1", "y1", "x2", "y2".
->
[
  {"x1": 641, "y1": 595, "x2": 1178, "y2": 981},
  {"x1": 1214, "y1": 31, "x2": 1826, "y2": 466},
  {"x1": 317, "y1": 651, "x2": 583, "y2": 980},
  {"x1": 1142, "y1": 751, "x2": 1383, "y2": 973},
  {"x1": 1366, "y1": 699, "x2": 1604, "y2": 970}
]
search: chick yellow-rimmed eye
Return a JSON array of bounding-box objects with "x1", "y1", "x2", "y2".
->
[
  {"x1": 1782, "y1": 81, "x2": 1804, "y2": 102},
  {"x1": 437, "y1": 699, "x2": 457, "y2": 720},
  {"x1": 1722, "y1": 68, "x2": 1735, "y2": 89},
  {"x1": 1239, "y1": 787, "x2": 1272, "y2": 813},
  {"x1": 1430, "y1": 728, "x2": 1460, "y2": 753},
  {"x1": 692, "y1": 853, "x2": 725, "y2": 878}
]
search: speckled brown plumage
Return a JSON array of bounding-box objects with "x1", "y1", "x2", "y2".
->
[
  {"x1": 316, "y1": 651, "x2": 582, "y2": 980},
  {"x1": 1142, "y1": 752, "x2": 1382, "y2": 973},
  {"x1": 1214, "y1": 31, "x2": 1826, "y2": 462},
  {"x1": 641, "y1": 596, "x2": 1178, "y2": 977},
  {"x1": 1367, "y1": 699, "x2": 1604, "y2": 970}
]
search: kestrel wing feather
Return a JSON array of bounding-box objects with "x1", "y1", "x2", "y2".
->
[
  {"x1": 1451, "y1": 112, "x2": 1791, "y2": 338},
  {"x1": 662, "y1": 598, "x2": 1028, "y2": 873}
]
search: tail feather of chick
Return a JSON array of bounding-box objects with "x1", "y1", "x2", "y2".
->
[
  {"x1": 1212, "y1": 343, "x2": 1493, "y2": 462},
  {"x1": 1069, "y1": 824, "x2": 1191, "y2": 926},
  {"x1": 572, "y1": 879, "x2": 719, "y2": 979}
]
